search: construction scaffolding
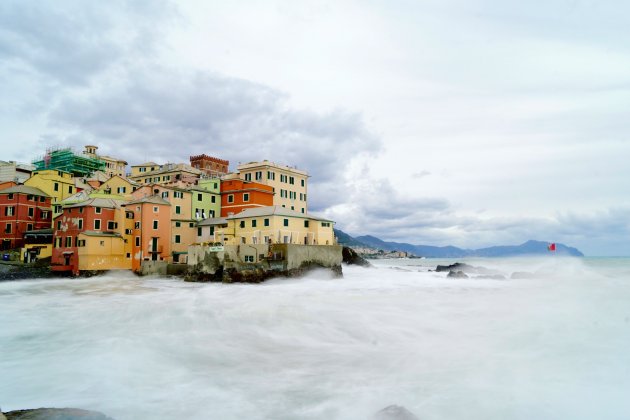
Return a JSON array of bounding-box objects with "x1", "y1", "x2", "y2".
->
[{"x1": 32, "y1": 148, "x2": 106, "y2": 177}]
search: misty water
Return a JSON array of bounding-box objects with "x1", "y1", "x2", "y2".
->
[{"x1": 1, "y1": 258, "x2": 630, "y2": 420}]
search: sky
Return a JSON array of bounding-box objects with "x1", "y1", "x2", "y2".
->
[{"x1": 1, "y1": 0, "x2": 629, "y2": 256}]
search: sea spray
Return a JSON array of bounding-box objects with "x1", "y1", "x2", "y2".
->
[{"x1": 1, "y1": 258, "x2": 629, "y2": 419}]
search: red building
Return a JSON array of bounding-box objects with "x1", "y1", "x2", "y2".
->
[
  {"x1": 190, "y1": 154, "x2": 229, "y2": 177},
  {"x1": 220, "y1": 179, "x2": 274, "y2": 217},
  {"x1": 51, "y1": 198, "x2": 122, "y2": 274},
  {"x1": 0, "y1": 185, "x2": 52, "y2": 250}
]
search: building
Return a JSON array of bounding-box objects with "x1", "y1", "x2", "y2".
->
[
  {"x1": 220, "y1": 179, "x2": 274, "y2": 217},
  {"x1": 203, "y1": 206, "x2": 335, "y2": 246},
  {"x1": 190, "y1": 154, "x2": 229, "y2": 178},
  {"x1": 0, "y1": 186, "x2": 52, "y2": 250},
  {"x1": 25, "y1": 170, "x2": 80, "y2": 216},
  {"x1": 51, "y1": 197, "x2": 128, "y2": 275},
  {"x1": 92, "y1": 175, "x2": 140, "y2": 200},
  {"x1": 236, "y1": 161, "x2": 309, "y2": 213},
  {"x1": 0, "y1": 160, "x2": 35, "y2": 184},
  {"x1": 191, "y1": 178, "x2": 221, "y2": 220},
  {"x1": 83, "y1": 145, "x2": 128, "y2": 178},
  {"x1": 129, "y1": 162, "x2": 203, "y2": 186},
  {"x1": 21, "y1": 228, "x2": 54, "y2": 263},
  {"x1": 32, "y1": 147, "x2": 105, "y2": 177},
  {"x1": 123, "y1": 196, "x2": 172, "y2": 271},
  {"x1": 132, "y1": 185, "x2": 193, "y2": 263}
]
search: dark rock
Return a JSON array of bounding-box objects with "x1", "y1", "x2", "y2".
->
[
  {"x1": 372, "y1": 405, "x2": 419, "y2": 420},
  {"x1": 447, "y1": 270, "x2": 468, "y2": 278},
  {"x1": 4, "y1": 408, "x2": 113, "y2": 420},
  {"x1": 342, "y1": 247, "x2": 371, "y2": 267},
  {"x1": 435, "y1": 262, "x2": 474, "y2": 272}
]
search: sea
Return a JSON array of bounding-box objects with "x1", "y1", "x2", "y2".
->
[{"x1": 1, "y1": 257, "x2": 629, "y2": 420}]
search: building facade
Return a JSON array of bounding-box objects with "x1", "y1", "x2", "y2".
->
[
  {"x1": 0, "y1": 160, "x2": 35, "y2": 184},
  {"x1": 236, "y1": 161, "x2": 309, "y2": 214},
  {"x1": 25, "y1": 170, "x2": 80, "y2": 216},
  {"x1": 190, "y1": 154, "x2": 229, "y2": 178},
  {"x1": 0, "y1": 186, "x2": 52, "y2": 250},
  {"x1": 83, "y1": 145, "x2": 128, "y2": 178},
  {"x1": 220, "y1": 179, "x2": 274, "y2": 217},
  {"x1": 129, "y1": 163, "x2": 203, "y2": 186}
]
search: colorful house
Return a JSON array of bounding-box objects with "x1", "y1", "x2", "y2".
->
[
  {"x1": 237, "y1": 160, "x2": 309, "y2": 214},
  {"x1": 25, "y1": 170, "x2": 78, "y2": 216},
  {"x1": 83, "y1": 145, "x2": 127, "y2": 178},
  {"x1": 92, "y1": 175, "x2": 139, "y2": 200},
  {"x1": 206, "y1": 206, "x2": 335, "y2": 246},
  {"x1": 191, "y1": 179, "x2": 221, "y2": 220},
  {"x1": 220, "y1": 179, "x2": 274, "y2": 217},
  {"x1": 189, "y1": 154, "x2": 229, "y2": 178},
  {"x1": 128, "y1": 162, "x2": 202, "y2": 186},
  {"x1": 123, "y1": 196, "x2": 172, "y2": 271},
  {"x1": 0, "y1": 185, "x2": 52, "y2": 250},
  {"x1": 21, "y1": 228, "x2": 54, "y2": 263},
  {"x1": 51, "y1": 198, "x2": 127, "y2": 275}
]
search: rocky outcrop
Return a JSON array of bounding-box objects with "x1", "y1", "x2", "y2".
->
[
  {"x1": 447, "y1": 270, "x2": 468, "y2": 278},
  {"x1": 342, "y1": 247, "x2": 371, "y2": 267},
  {"x1": 371, "y1": 405, "x2": 419, "y2": 420},
  {"x1": 435, "y1": 262, "x2": 475, "y2": 273},
  {"x1": 3, "y1": 408, "x2": 113, "y2": 420}
]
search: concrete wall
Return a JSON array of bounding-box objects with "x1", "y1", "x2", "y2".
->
[
  {"x1": 280, "y1": 244, "x2": 343, "y2": 271},
  {"x1": 140, "y1": 260, "x2": 168, "y2": 276}
]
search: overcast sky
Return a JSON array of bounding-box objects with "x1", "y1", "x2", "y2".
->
[{"x1": 1, "y1": 0, "x2": 629, "y2": 256}]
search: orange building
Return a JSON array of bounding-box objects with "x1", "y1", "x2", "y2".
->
[
  {"x1": 190, "y1": 154, "x2": 229, "y2": 177},
  {"x1": 220, "y1": 179, "x2": 274, "y2": 217},
  {"x1": 123, "y1": 196, "x2": 172, "y2": 271}
]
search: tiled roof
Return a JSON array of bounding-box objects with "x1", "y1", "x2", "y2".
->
[{"x1": 0, "y1": 185, "x2": 49, "y2": 197}]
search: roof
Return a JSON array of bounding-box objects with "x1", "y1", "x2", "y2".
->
[
  {"x1": 197, "y1": 217, "x2": 228, "y2": 226},
  {"x1": 80, "y1": 231, "x2": 123, "y2": 238},
  {"x1": 227, "y1": 205, "x2": 333, "y2": 222},
  {"x1": 24, "y1": 228, "x2": 54, "y2": 235},
  {"x1": 65, "y1": 197, "x2": 124, "y2": 209},
  {"x1": 60, "y1": 190, "x2": 92, "y2": 204},
  {"x1": 236, "y1": 160, "x2": 309, "y2": 177},
  {"x1": 124, "y1": 195, "x2": 171, "y2": 206},
  {"x1": 0, "y1": 185, "x2": 49, "y2": 197},
  {"x1": 131, "y1": 162, "x2": 159, "y2": 167},
  {"x1": 86, "y1": 171, "x2": 110, "y2": 182}
]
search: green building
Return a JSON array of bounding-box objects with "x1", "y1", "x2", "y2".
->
[
  {"x1": 191, "y1": 178, "x2": 221, "y2": 220},
  {"x1": 33, "y1": 148, "x2": 105, "y2": 177}
]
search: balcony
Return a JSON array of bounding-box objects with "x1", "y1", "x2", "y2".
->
[{"x1": 148, "y1": 245, "x2": 163, "y2": 254}]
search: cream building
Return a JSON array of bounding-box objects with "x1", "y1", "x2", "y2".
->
[
  {"x1": 236, "y1": 161, "x2": 309, "y2": 214},
  {"x1": 129, "y1": 162, "x2": 203, "y2": 186},
  {"x1": 83, "y1": 145, "x2": 127, "y2": 178},
  {"x1": 197, "y1": 206, "x2": 335, "y2": 246}
]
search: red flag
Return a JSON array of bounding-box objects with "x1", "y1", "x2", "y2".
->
[{"x1": 548, "y1": 243, "x2": 556, "y2": 252}]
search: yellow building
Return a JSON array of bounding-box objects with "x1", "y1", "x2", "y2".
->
[
  {"x1": 129, "y1": 162, "x2": 203, "y2": 186},
  {"x1": 83, "y1": 145, "x2": 128, "y2": 178},
  {"x1": 237, "y1": 161, "x2": 309, "y2": 214},
  {"x1": 92, "y1": 175, "x2": 140, "y2": 200},
  {"x1": 200, "y1": 206, "x2": 335, "y2": 246},
  {"x1": 25, "y1": 170, "x2": 78, "y2": 216},
  {"x1": 77, "y1": 231, "x2": 130, "y2": 271}
]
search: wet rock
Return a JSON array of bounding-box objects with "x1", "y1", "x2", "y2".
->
[
  {"x1": 435, "y1": 262, "x2": 474, "y2": 272},
  {"x1": 4, "y1": 408, "x2": 113, "y2": 420},
  {"x1": 371, "y1": 405, "x2": 419, "y2": 420},
  {"x1": 511, "y1": 271, "x2": 535, "y2": 279},
  {"x1": 447, "y1": 270, "x2": 468, "y2": 278},
  {"x1": 342, "y1": 247, "x2": 371, "y2": 267}
]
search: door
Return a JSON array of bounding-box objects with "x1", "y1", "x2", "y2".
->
[{"x1": 151, "y1": 238, "x2": 158, "y2": 261}]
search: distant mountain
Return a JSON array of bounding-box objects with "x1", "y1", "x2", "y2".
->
[{"x1": 335, "y1": 229, "x2": 583, "y2": 257}]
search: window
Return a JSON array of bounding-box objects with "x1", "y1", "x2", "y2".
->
[
  {"x1": 135, "y1": 221, "x2": 140, "y2": 229},
  {"x1": 304, "y1": 220, "x2": 309, "y2": 228},
  {"x1": 27, "y1": 223, "x2": 33, "y2": 231},
  {"x1": 210, "y1": 226, "x2": 215, "y2": 235},
  {"x1": 283, "y1": 219, "x2": 289, "y2": 227},
  {"x1": 189, "y1": 222, "x2": 194, "y2": 228},
  {"x1": 289, "y1": 176, "x2": 294, "y2": 185},
  {"x1": 42, "y1": 211, "x2": 49, "y2": 219},
  {"x1": 255, "y1": 171, "x2": 262, "y2": 181},
  {"x1": 211, "y1": 196, "x2": 216, "y2": 203},
  {"x1": 174, "y1": 191, "x2": 183, "y2": 199},
  {"x1": 244, "y1": 255, "x2": 254, "y2": 262},
  {"x1": 95, "y1": 207, "x2": 102, "y2": 214},
  {"x1": 243, "y1": 193, "x2": 249, "y2": 202},
  {"x1": 175, "y1": 235, "x2": 181, "y2": 243},
  {"x1": 301, "y1": 179, "x2": 305, "y2": 187},
  {"x1": 57, "y1": 221, "x2": 61, "y2": 230},
  {"x1": 100, "y1": 241, "x2": 105, "y2": 246},
  {"x1": 197, "y1": 227, "x2": 202, "y2": 236},
  {"x1": 291, "y1": 206, "x2": 294, "y2": 210},
  {"x1": 65, "y1": 237, "x2": 72, "y2": 247},
  {"x1": 252, "y1": 220, "x2": 257, "y2": 228},
  {"x1": 301, "y1": 208, "x2": 305, "y2": 214},
  {"x1": 125, "y1": 229, "x2": 132, "y2": 235},
  {"x1": 27, "y1": 194, "x2": 34, "y2": 201},
  {"x1": 264, "y1": 218, "x2": 269, "y2": 227},
  {"x1": 54, "y1": 183, "x2": 59, "y2": 192},
  {"x1": 4, "y1": 223, "x2": 11, "y2": 233},
  {"x1": 153, "y1": 206, "x2": 158, "y2": 213},
  {"x1": 78, "y1": 219, "x2": 83, "y2": 229},
  {"x1": 107, "y1": 221, "x2": 117, "y2": 230},
  {"x1": 153, "y1": 220, "x2": 158, "y2": 229},
  {"x1": 78, "y1": 239, "x2": 86, "y2": 247},
  {"x1": 68, "y1": 186, "x2": 73, "y2": 194},
  {"x1": 40, "y1": 196, "x2": 45, "y2": 202},
  {"x1": 175, "y1": 205, "x2": 181, "y2": 214},
  {"x1": 139, "y1": 167, "x2": 146, "y2": 173},
  {"x1": 267, "y1": 171, "x2": 275, "y2": 180},
  {"x1": 126, "y1": 253, "x2": 131, "y2": 258},
  {"x1": 7, "y1": 193, "x2": 13, "y2": 200},
  {"x1": 240, "y1": 221, "x2": 245, "y2": 228},
  {"x1": 197, "y1": 193, "x2": 202, "y2": 201},
  {"x1": 244, "y1": 173, "x2": 252, "y2": 181},
  {"x1": 126, "y1": 211, "x2": 134, "y2": 219},
  {"x1": 135, "y1": 237, "x2": 140, "y2": 246},
  {"x1": 175, "y1": 222, "x2": 181, "y2": 227},
  {"x1": 228, "y1": 194, "x2": 234, "y2": 203},
  {"x1": 322, "y1": 222, "x2": 331, "y2": 227},
  {"x1": 28, "y1": 207, "x2": 34, "y2": 217},
  {"x1": 94, "y1": 220, "x2": 101, "y2": 230},
  {"x1": 161, "y1": 191, "x2": 169, "y2": 198},
  {"x1": 5, "y1": 206, "x2": 14, "y2": 216}
]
